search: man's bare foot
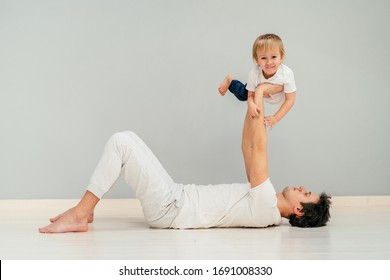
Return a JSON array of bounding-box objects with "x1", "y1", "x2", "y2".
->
[
  {"x1": 218, "y1": 74, "x2": 234, "y2": 96},
  {"x1": 39, "y1": 208, "x2": 89, "y2": 233},
  {"x1": 50, "y1": 207, "x2": 94, "y2": 223}
]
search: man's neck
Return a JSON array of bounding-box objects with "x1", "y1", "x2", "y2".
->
[{"x1": 276, "y1": 193, "x2": 291, "y2": 218}]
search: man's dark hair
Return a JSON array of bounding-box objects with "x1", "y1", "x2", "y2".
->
[{"x1": 289, "y1": 192, "x2": 331, "y2": 228}]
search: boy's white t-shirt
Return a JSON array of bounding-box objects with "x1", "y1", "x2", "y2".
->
[
  {"x1": 171, "y1": 178, "x2": 282, "y2": 229},
  {"x1": 246, "y1": 63, "x2": 296, "y2": 107}
]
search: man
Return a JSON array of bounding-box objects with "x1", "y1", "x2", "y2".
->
[{"x1": 39, "y1": 86, "x2": 330, "y2": 233}]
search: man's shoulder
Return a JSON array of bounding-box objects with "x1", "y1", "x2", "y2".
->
[{"x1": 250, "y1": 178, "x2": 275, "y2": 193}]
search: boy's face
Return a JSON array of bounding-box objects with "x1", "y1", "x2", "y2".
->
[{"x1": 255, "y1": 47, "x2": 283, "y2": 79}]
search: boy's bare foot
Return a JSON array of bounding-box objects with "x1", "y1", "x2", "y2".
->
[
  {"x1": 50, "y1": 207, "x2": 94, "y2": 223},
  {"x1": 218, "y1": 74, "x2": 234, "y2": 96},
  {"x1": 39, "y1": 208, "x2": 89, "y2": 233}
]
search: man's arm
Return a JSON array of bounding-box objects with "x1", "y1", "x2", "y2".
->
[
  {"x1": 248, "y1": 89, "x2": 269, "y2": 188},
  {"x1": 243, "y1": 83, "x2": 281, "y2": 183},
  {"x1": 247, "y1": 91, "x2": 260, "y2": 118},
  {"x1": 242, "y1": 111, "x2": 252, "y2": 182}
]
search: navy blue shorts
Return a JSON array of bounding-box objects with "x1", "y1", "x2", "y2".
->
[{"x1": 228, "y1": 80, "x2": 248, "y2": 101}]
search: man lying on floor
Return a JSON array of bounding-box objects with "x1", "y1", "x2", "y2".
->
[{"x1": 39, "y1": 88, "x2": 330, "y2": 233}]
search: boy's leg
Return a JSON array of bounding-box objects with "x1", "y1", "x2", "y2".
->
[
  {"x1": 229, "y1": 80, "x2": 248, "y2": 101},
  {"x1": 218, "y1": 75, "x2": 248, "y2": 101},
  {"x1": 218, "y1": 74, "x2": 234, "y2": 96}
]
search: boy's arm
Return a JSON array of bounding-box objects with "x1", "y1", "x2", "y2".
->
[
  {"x1": 258, "y1": 82, "x2": 284, "y2": 95},
  {"x1": 253, "y1": 83, "x2": 284, "y2": 105},
  {"x1": 273, "y1": 92, "x2": 296, "y2": 122},
  {"x1": 247, "y1": 91, "x2": 260, "y2": 118},
  {"x1": 249, "y1": 83, "x2": 286, "y2": 118}
]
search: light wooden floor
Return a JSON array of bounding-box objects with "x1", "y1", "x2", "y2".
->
[{"x1": 1, "y1": 197, "x2": 389, "y2": 260}]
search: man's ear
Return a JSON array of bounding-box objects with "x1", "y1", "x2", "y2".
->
[{"x1": 293, "y1": 206, "x2": 304, "y2": 217}]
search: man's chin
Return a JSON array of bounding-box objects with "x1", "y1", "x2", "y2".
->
[{"x1": 282, "y1": 186, "x2": 292, "y2": 195}]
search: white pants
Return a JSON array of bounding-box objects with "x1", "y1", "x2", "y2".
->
[{"x1": 86, "y1": 131, "x2": 183, "y2": 228}]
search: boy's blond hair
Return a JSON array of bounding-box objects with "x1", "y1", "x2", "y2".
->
[{"x1": 252, "y1": 34, "x2": 285, "y2": 61}]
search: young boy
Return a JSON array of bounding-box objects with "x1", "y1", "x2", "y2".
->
[{"x1": 218, "y1": 34, "x2": 296, "y2": 129}]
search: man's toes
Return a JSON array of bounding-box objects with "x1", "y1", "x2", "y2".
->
[{"x1": 39, "y1": 226, "x2": 50, "y2": 233}]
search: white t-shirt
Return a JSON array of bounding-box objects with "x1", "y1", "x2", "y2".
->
[
  {"x1": 171, "y1": 178, "x2": 282, "y2": 229},
  {"x1": 246, "y1": 64, "x2": 296, "y2": 107}
]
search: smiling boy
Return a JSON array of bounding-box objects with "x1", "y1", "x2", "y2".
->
[{"x1": 218, "y1": 34, "x2": 296, "y2": 129}]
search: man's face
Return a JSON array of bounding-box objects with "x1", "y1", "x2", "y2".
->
[{"x1": 282, "y1": 186, "x2": 320, "y2": 209}]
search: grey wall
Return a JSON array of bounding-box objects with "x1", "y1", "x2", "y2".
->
[{"x1": 1, "y1": 0, "x2": 389, "y2": 199}]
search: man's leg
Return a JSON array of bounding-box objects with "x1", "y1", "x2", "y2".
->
[
  {"x1": 119, "y1": 132, "x2": 180, "y2": 227},
  {"x1": 39, "y1": 132, "x2": 129, "y2": 233},
  {"x1": 39, "y1": 191, "x2": 99, "y2": 233},
  {"x1": 85, "y1": 131, "x2": 175, "y2": 208},
  {"x1": 39, "y1": 131, "x2": 178, "y2": 233}
]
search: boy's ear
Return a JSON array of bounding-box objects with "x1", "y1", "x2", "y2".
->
[{"x1": 293, "y1": 206, "x2": 304, "y2": 217}]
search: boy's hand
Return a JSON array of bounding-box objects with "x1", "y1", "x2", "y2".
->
[
  {"x1": 264, "y1": 116, "x2": 278, "y2": 130},
  {"x1": 248, "y1": 102, "x2": 261, "y2": 118}
]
